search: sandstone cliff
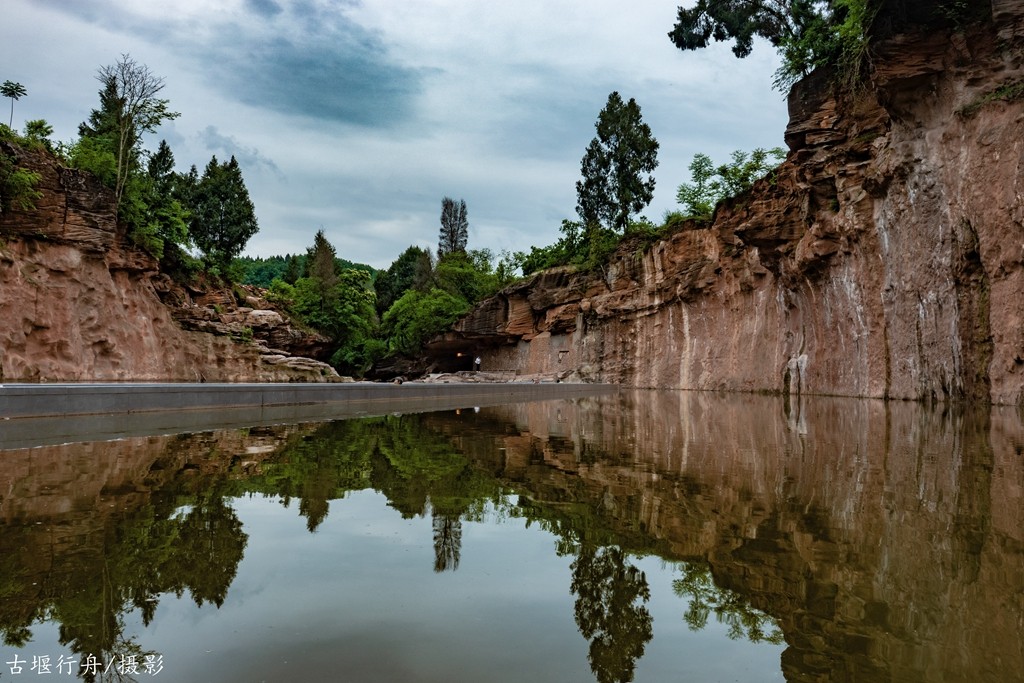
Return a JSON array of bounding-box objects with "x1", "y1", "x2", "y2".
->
[
  {"x1": 0, "y1": 144, "x2": 338, "y2": 382},
  {"x1": 436, "y1": 10, "x2": 1024, "y2": 404}
]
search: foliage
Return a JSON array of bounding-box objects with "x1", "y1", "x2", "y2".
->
[
  {"x1": 438, "y1": 196, "x2": 469, "y2": 257},
  {"x1": 268, "y1": 233, "x2": 381, "y2": 377},
  {"x1": 119, "y1": 139, "x2": 191, "y2": 262},
  {"x1": 21, "y1": 119, "x2": 53, "y2": 152},
  {"x1": 306, "y1": 228, "x2": 339, "y2": 315},
  {"x1": 1, "y1": 80, "x2": 26, "y2": 128},
  {"x1": 668, "y1": 0, "x2": 879, "y2": 91},
  {"x1": 0, "y1": 152, "x2": 41, "y2": 214},
  {"x1": 382, "y1": 287, "x2": 470, "y2": 356},
  {"x1": 78, "y1": 54, "x2": 180, "y2": 211},
  {"x1": 374, "y1": 245, "x2": 433, "y2": 314},
  {"x1": 576, "y1": 92, "x2": 659, "y2": 233},
  {"x1": 188, "y1": 155, "x2": 259, "y2": 274},
  {"x1": 518, "y1": 218, "x2": 626, "y2": 275},
  {"x1": 434, "y1": 249, "x2": 500, "y2": 304},
  {"x1": 67, "y1": 135, "x2": 118, "y2": 187},
  {"x1": 676, "y1": 147, "x2": 786, "y2": 220},
  {"x1": 493, "y1": 249, "x2": 525, "y2": 288},
  {"x1": 234, "y1": 253, "x2": 372, "y2": 288},
  {"x1": 959, "y1": 79, "x2": 1024, "y2": 118}
]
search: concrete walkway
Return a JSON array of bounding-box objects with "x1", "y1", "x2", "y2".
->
[{"x1": 0, "y1": 382, "x2": 617, "y2": 449}]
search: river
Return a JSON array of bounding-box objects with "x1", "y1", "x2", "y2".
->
[{"x1": 1, "y1": 389, "x2": 1021, "y2": 682}]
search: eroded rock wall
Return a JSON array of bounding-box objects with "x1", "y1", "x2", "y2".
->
[
  {"x1": 446, "y1": 14, "x2": 1024, "y2": 404},
  {"x1": 0, "y1": 144, "x2": 338, "y2": 382}
]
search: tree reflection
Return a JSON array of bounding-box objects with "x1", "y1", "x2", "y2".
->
[
  {"x1": 432, "y1": 512, "x2": 463, "y2": 572},
  {"x1": 0, "y1": 483, "x2": 247, "y2": 681},
  {"x1": 672, "y1": 560, "x2": 784, "y2": 644},
  {"x1": 571, "y1": 545, "x2": 653, "y2": 683}
]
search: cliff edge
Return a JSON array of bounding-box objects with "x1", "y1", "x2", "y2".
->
[
  {"x1": 0, "y1": 144, "x2": 339, "y2": 383},
  {"x1": 435, "y1": 9, "x2": 1024, "y2": 405}
]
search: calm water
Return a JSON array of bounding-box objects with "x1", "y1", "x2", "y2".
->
[{"x1": 1, "y1": 390, "x2": 1022, "y2": 682}]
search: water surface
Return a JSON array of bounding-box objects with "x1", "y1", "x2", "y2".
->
[{"x1": 1, "y1": 391, "x2": 1021, "y2": 682}]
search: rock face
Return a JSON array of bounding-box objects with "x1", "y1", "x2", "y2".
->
[
  {"x1": 0, "y1": 144, "x2": 338, "y2": 382},
  {"x1": 438, "y1": 13, "x2": 1024, "y2": 404}
]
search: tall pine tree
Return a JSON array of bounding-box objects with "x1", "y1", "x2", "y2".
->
[
  {"x1": 189, "y1": 155, "x2": 259, "y2": 273},
  {"x1": 306, "y1": 229, "x2": 339, "y2": 315}
]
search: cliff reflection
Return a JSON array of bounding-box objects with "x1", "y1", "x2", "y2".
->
[{"x1": 1, "y1": 390, "x2": 1022, "y2": 682}]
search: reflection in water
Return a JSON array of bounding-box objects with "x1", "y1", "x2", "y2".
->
[
  {"x1": 1, "y1": 390, "x2": 1022, "y2": 682},
  {"x1": 673, "y1": 561, "x2": 784, "y2": 644},
  {"x1": 432, "y1": 513, "x2": 462, "y2": 572},
  {"x1": 571, "y1": 545, "x2": 652, "y2": 683}
]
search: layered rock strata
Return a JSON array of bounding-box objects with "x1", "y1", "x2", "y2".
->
[
  {"x1": 437, "y1": 13, "x2": 1024, "y2": 404},
  {"x1": 0, "y1": 144, "x2": 338, "y2": 382}
]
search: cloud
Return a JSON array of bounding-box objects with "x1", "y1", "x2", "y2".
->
[
  {"x1": 3, "y1": 0, "x2": 791, "y2": 270},
  {"x1": 208, "y1": 33, "x2": 424, "y2": 127},
  {"x1": 197, "y1": 125, "x2": 282, "y2": 176},
  {"x1": 31, "y1": 0, "x2": 427, "y2": 129},
  {"x1": 245, "y1": 0, "x2": 284, "y2": 19}
]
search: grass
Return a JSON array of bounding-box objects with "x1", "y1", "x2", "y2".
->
[{"x1": 959, "y1": 80, "x2": 1024, "y2": 117}]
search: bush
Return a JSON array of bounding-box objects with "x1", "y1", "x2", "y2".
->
[{"x1": 382, "y1": 288, "x2": 470, "y2": 356}]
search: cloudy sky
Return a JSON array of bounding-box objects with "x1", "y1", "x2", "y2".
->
[{"x1": 2, "y1": 0, "x2": 789, "y2": 269}]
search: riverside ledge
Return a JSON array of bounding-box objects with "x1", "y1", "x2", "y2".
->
[
  {"x1": 0, "y1": 381, "x2": 617, "y2": 420},
  {"x1": 0, "y1": 382, "x2": 619, "y2": 450}
]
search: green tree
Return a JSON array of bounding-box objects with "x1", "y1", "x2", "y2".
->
[
  {"x1": 675, "y1": 153, "x2": 716, "y2": 220},
  {"x1": 375, "y1": 245, "x2": 433, "y2": 314},
  {"x1": 668, "y1": 0, "x2": 874, "y2": 90},
  {"x1": 1, "y1": 80, "x2": 26, "y2": 128},
  {"x1": 438, "y1": 196, "x2": 469, "y2": 257},
  {"x1": 676, "y1": 147, "x2": 786, "y2": 220},
  {"x1": 283, "y1": 254, "x2": 303, "y2": 284},
  {"x1": 306, "y1": 228, "x2": 339, "y2": 315},
  {"x1": 189, "y1": 155, "x2": 259, "y2": 274},
  {"x1": 576, "y1": 92, "x2": 659, "y2": 233},
  {"x1": 78, "y1": 55, "x2": 180, "y2": 211},
  {"x1": 382, "y1": 288, "x2": 470, "y2": 356},
  {"x1": 22, "y1": 119, "x2": 52, "y2": 151},
  {"x1": 123, "y1": 138, "x2": 191, "y2": 262}
]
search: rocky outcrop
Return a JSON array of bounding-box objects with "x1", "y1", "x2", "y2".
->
[
  {"x1": 437, "y1": 11, "x2": 1024, "y2": 404},
  {"x1": 0, "y1": 144, "x2": 339, "y2": 382}
]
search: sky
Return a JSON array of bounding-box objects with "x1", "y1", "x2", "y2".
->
[{"x1": 1, "y1": 0, "x2": 789, "y2": 270}]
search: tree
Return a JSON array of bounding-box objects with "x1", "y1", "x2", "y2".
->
[
  {"x1": 382, "y1": 288, "x2": 470, "y2": 356},
  {"x1": 283, "y1": 254, "x2": 303, "y2": 284},
  {"x1": 668, "y1": 1, "x2": 870, "y2": 90},
  {"x1": 675, "y1": 153, "x2": 716, "y2": 220},
  {"x1": 375, "y1": 245, "x2": 433, "y2": 314},
  {"x1": 576, "y1": 92, "x2": 659, "y2": 233},
  {"x1": 78, "y1": 55, "x2": 180, "y2": 210},
  {"x1": 676, "y1": 147, "x2": 786, "y2": 220},
  {"x1": 189, "y1": 155, "x2": 259, "y2": 273},
  {"x1": 22, "y1": 119, "x2": 53, "y2": 152},
  {"x1": 1, "y1": 80, "x2": 26, "y2": 128},
  {"x1": 438, "y1": 196, "x2": 468, "y2": 257},
  {"x1": 306, "y1": 229, "x2": 339, "y2": 315},
  {"x1": 121, "y1": 138, "x2": 190, "y2": 262}
]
